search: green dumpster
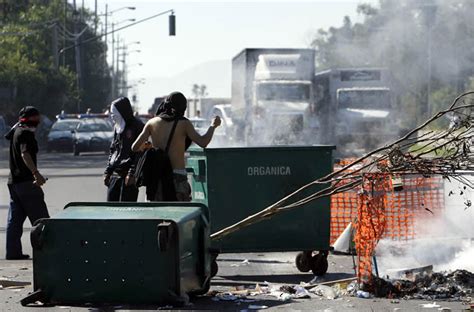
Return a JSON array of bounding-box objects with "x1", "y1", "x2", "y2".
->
[
  {"x1": 22, "y1": 202, "x2": 211, "y2": 306},
  {"x1": 187, "y1": 146, "x2": 335, "y2": 275}
]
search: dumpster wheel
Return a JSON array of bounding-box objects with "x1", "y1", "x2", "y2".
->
[
  {"x1": 295, "y1": 251, "x2": 312, "y2": 273},
  {"x1": 311, "y1": 252, "x2": 329, "y2": 276},
  {"x1": 211, "y1": 259, "x2": 219, "y2": 277}
]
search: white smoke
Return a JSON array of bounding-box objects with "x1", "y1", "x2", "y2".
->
[{"x1": 375, "y1": 175, "x2": 474, "y2": 277}]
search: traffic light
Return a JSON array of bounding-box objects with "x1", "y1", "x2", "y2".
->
[{"x1": 169, "y1": 13, "x2": 176, "y2": 36}]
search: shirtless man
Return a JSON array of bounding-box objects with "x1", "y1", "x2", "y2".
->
[{"x1": 131, "y1": 92, "x2": 221, "y2": 201}]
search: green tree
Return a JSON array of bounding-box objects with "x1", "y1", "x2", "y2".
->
[
  {"x1": 0, "y1": 0, "x2": 110, "y2": 121},
  {"x1": 310, "y1": 0, "x2": 474, "y2": 127}
]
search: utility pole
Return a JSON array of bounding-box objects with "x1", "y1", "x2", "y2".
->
[
  {"x1": 111, "y1": 23, "x2": 115, "y2": 99},
  {"x1": 116, "y1": 36, "x2": 121, "y2": 97},
  {"x1": 63, "y1": 0, "x2": 67, "y2": 66},
  {"x1": 104, "y1": 3, "x2": 109, "y2": 83},
  {"x1": 94, "y1": 0, "x2": 98, "y2": 34},
  {"x1": 73, "y1": 0, "x2": 83, "y2": 112},
  {"x1": 123, "y1": 49, "x2": 128, "y2": 97},
  {"x1": 52, "y1": 23, "x2": 59, "y2": 69}
]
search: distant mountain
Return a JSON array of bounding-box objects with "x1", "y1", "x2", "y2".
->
[{"x1": 137, "y1": 59, "x2": 231, "y2": 112}]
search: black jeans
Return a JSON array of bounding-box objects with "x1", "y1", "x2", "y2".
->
[
  {"x1": 107, "y1": 176, "x2": 139, "y2": 202},
  {"x1": 6, "y1": 181, "x2": 49, "y2": 258}
]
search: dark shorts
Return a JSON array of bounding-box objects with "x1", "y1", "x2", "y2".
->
[
  {"x1": 173, "y1": 174, "x2": 192, "y2": 202},
  {"x1": 154, "y1": 174, "x2": 191, "y2": 202}
]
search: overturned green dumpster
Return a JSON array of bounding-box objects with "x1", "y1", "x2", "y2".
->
[{"x1": 22, "y1": 202, "x2": 211, "y2": 306}]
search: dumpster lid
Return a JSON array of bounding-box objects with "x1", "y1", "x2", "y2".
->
[
  {"x1": 194, "y1": 145, "x2": 336, "y2": 153},
  {"x1": 57, "y1": 202, "x2": 209, "y2": 222}
]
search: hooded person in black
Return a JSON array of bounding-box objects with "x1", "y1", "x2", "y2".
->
[
  {"x1": 104, "y1": 97, "x2": 144, "y2": 201},
  {"x1": 132, "y1": 91, "x2": 221, "y2": 201},
  {"x1": 5, "y1": 106, "x2": 49, "y2": 260}
]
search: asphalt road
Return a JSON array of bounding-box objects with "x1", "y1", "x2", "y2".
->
[{"x1": 0, "y1": 151, "x2": 469, "y2": 311}]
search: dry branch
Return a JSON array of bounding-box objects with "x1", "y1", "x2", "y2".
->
[{"x1": 211, "y1": 91, "x2": 474, "y2": 241}]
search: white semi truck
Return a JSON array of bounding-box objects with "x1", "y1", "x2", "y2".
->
[
  {"x1": 231, "y1": 48, "x2": 315, "y2": 145},
  {"x1": 313, "y1": 68, "x2": 398, "y2": 155}
]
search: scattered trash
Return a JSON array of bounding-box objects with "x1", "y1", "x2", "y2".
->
[
  {"x1": 270, "y1": 291, "x2": 292, "y2": 302},
  {"x1": 356, "y1": 290, "x2": 371, "y2": 299},
  {"x1": 301, "y1": 276, "x2": 357, "y2": 288},
  {"x1": 387, "y1": 265, "x2": 434, "y2": 281},
  {"x1": 212, "y1": 293, "x2": 239, "y2": 301},
  {"x1": 390, "y1": 299, "x2": 400, "y2": 304},
  {"x1": 346, "y1": 280, "x2": 358, "y2": 295},
  {"x1": 420, "y1": 302, "x2": 441, "y2": 308},
  {"x1": 248, "y1": 304, "x2": 268, "y2": 310},
  {"x1": 292, "y1": 285, "x2": 311, "y2": 299},
  {"x1": 371, "y1": 269, "x2": 474, "y2": 300},
  {"x1": 437, "y1": 308, "x2": 451, "y2": 312},
  {"x1": 310, "y1": 285, "x2": 339, "y2": 299}
]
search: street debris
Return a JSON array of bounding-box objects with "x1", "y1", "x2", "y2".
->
[
  {"x1": 356, "y1": 290, "x2": 371, "y2": 299},
  {"x1": 310, "y1": 285, "x2": 339, "y2": 299},
  {"x1": 420, "y1": 302, "x2": 441, "y2": 308},
  {"x1": 368, "y1": 269, "x2": 474, "y2": 300}
]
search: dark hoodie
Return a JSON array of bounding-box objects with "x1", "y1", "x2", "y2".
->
[{"x1": 105, "y1": 97, "x2": 144, "y2": 176}]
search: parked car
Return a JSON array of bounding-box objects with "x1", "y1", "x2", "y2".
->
[
  {"x1": 47, "y1": 119, "x2": 81, "y2": 152},
  {"x1": 72, "y1": 118, "x2": 114, "y2": 156}
]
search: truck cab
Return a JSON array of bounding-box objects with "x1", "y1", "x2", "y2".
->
[
  {"x1": 314, "y1": 68, "x2": 397, "y2": 156},
  {"x1": 231, "y1": 49, "x2": 315, "y2": 146}
]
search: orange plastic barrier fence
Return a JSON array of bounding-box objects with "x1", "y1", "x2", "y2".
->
[{"x1": 329, "y1": 159, "x2": 445, "y2": 283}]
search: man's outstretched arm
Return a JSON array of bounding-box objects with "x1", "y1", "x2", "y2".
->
[{"x1": 186, "y1": 116, "x2": 221, "y2": 148}]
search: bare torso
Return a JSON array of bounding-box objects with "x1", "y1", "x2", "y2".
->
[{"x1": 146, "y1": 117, "x2": 187, "y2": 170}]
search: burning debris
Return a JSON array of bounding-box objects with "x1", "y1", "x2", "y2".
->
[{"x1": 367, "y1": 270, "x2": 474, "y2": 301}]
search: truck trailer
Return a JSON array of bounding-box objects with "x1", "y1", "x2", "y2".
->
[{"x1": 231, "y1": 48, "x2": 316, "y2": 145}]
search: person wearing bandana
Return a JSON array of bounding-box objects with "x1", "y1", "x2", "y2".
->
[
  {"x1": 132, "y1": 91, "x2": 221, "y2": 201},
  {"x1": 104, "y1": 97, "x2": 144, "y2": 201},
  {"x1": 4, "y1": 106, "x2": 49, "y2": 260}
]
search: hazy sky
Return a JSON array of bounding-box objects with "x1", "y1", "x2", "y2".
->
[{"x1": 82, "y1": 0, "x2": 377, "y2": 112}]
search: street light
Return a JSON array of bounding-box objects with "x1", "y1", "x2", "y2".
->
[
  {"x1": 109, "y1": 19, "x2": 136, "y2": 28},
  {"x1": 110, "y1": 6, "x2": 136, "y2": 14},
  {"x1": 104, "y1": 5, "x2": 136, "y2": 66},
  {"x1": 99, "y1": 6, "x2": 136, "y2": 16}
]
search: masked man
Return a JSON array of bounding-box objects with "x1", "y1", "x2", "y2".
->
[
  {"x1": 104, "y1": 97, "x2": 144, "y2": 201},
  {"x1": 5, "y1": 106, "x2": 49, "y2": 260}
]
